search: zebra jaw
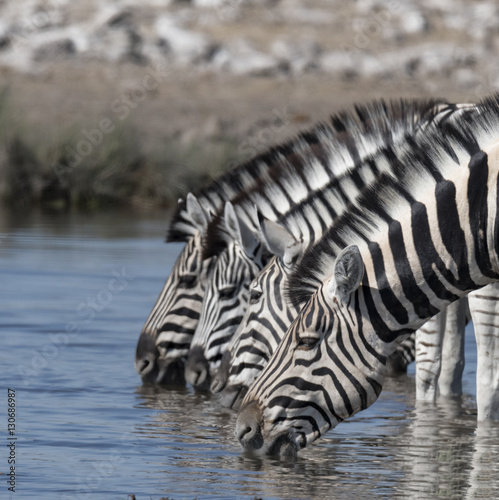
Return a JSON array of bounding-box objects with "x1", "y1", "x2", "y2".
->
[
  {"x1": 185, "y1": 345, "x2": 211, "y2": 391},
  {"x1": 210, "y1": 350, "x2": 231, "y2": 393},
  {"x1": 218, "y1": 384, "x2": 248, "y2": 410}
]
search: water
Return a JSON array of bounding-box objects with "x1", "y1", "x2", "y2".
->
[{"x1": 1, "y1": 209, "x2": 499, "y2": 500}]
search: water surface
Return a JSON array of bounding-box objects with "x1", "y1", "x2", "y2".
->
[{"x1": 1, "y1": 209, "x2": 498, "y2": 499}]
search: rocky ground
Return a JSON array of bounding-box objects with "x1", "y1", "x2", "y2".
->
[{"x1": 1, "y1": 0, "x2": 499, "y2": 205}]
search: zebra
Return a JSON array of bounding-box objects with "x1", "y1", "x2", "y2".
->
[
  {"x1": 212, "y1": 200, "x2": 465, "y2": 410},
  {"x1": 134, "y1": 136, "x2": 318, "y2": 384},
  {"x1": 183, "y1": 99, "x2": 467, "y2": 390},
  {"x1": 136, "y1": 102, "x2": 413, "y2": 385},
  {"x1": 216, "y1": 107, "x2": 496, "y2": 410},
  {"x1": 135, "y1": 99, "x2": 411, "y2": 385},
  {"x1": 236, "y1": 95, "x2": 499, "y2": 457},
  {"x1": 414, "y1": 297, "x2": 469, "y2": 401},
  {"x1": 136, "y1": 99, "x2": 448, "y2": 386},
  {"x1": 211, "y1": 215, "x2": 419, "y2": 409}
]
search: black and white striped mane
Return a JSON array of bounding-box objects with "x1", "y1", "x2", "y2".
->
[
  {"x1": 201, "y1": 97, "x2": 451, "y2": 257},
  {"x1": 166, "y1": 158, "x2": 268, "y2": 243},
  {"x1": 286, "y1": 93, "x2": 499, "y2": 307}
]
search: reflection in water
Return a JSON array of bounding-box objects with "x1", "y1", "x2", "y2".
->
[
  {"x1": 134, "y1": 376, "x2": 499, "y2": 499},
  {"x1": 396, "y1": 399, "x2": 499, "y2": 499},
  {"x1": 401, "y1": 400, "x2": 475, "y2": 499},
  {"x1": 466, "y1": 424, "x2": 499, "y2": 499}
]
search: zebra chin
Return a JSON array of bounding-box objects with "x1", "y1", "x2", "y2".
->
[
  {"x1": 218, "y1": 384, "x2": 248, "y2": 410},
  {"x1": 210, "y1": 350, "x2": 232, "y2": 394},
  {"x1": 185, "y1": 346, "x2": 212, "y2": 391},
  {"x1": 140, "y1": 358, "x2": 186, "y2": 386}
]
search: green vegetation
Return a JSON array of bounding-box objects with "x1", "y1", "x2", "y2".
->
[{"x1": 0, "y1": 88, "x2": 237, "y2": 211}]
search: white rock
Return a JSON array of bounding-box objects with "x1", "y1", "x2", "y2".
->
[
  {"x1": 271, "y1": 39, "x2": 321, "y2": 74},
  {"x1": 214, "y1": 38, "x2": 279, "y2": 76},
  {"x1": 320, "y1": 50, "x2": 358, "y2": 78},
  {"x1": 400, "y1": 10, "x2": 428, "y2": 34},
  {"x1": 155, "y1": 14, "x2": 214, "y2": 64}
]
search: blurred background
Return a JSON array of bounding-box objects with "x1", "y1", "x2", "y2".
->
[
  {"x1": 1, "y1": 0, "x2": 499, "y2": 211},
  {"x1": 3, "y1": 3, "x2": 499, "y2": 498}
]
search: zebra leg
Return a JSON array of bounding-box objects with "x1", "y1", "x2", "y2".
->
[
  {"x1": 415, "y1": 311, "x2": 446, "y2": 402},
  {"x1": 385, "y1": 332, "x2": 416, "y2": 376},
  {"x1": 468, "y1": 283, "x2": 499, "y2": 421},
  {"x1": 438, "y1": 298, "x2": 467, "y2": 398}
]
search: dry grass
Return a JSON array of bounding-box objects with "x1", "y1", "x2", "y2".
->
[{"x1": 0, "y1": 86, "x2": 237, "y2": 211}]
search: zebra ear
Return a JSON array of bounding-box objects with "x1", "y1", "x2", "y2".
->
[
  {"x1": 224, "y1": 202, "x2": 260, "y2": 256},
  {"x1": 185, "y1": 193, "x2": 210, "y2": 233},
  {"x1": 259, "y1": 216, "x2": 303, "y2": 266},
  {"x1": 328, "y1": 245, "x2": 364, "y2": 302}
]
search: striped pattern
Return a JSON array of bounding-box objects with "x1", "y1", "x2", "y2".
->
[
  {"x1": 137, "y1": 97, "x2": 431, "y2": 383},
  {"x1": 236, "y1": 95, "x2": 499, "y2": 457},
  {"x1": 468, "y1": 283, "x2": 499, "y2": 420},
  {"x1": 184, "y1": 99, "x2": 467, "y2": 389},
  {"x1": 135, "y1": 133, "x2": 319, "y2": 383},
  {"x1": 215, "y1": 102, "x2": 477, "y2": 406}
]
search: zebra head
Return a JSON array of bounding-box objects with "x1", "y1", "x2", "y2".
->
[
  {"x1": 184, "y1": 202, "x2": 269, "y2": 390},
  {"x1": 236, "y1": 244, "x2": 390, "y2": 458},
  {"x1": 135, "y1": 194, "x2": 214, "y2": 385},
  {"x1": 214, "y1": 216, "x2": 418, "y2": 410},
  {"x1": 213, "y1": 219, "x2": 305, "y2": 408}
]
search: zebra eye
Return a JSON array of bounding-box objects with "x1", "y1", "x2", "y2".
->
[
  {"x1": 297, "y1": 336, "x2": 319, "y2": 350},
  {"x1": 219, "y1": 287, "x2": 237, "y2": 300},
  {"x1": 178, "y1": 274, "x2": 197, "y2": 288},
  {"x1": 250, "y1": 289, "x2": 262, "y2": 304}
]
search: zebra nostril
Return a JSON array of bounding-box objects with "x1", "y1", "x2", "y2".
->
[
  {"x1": 185, "y1": 346, "x2": 210, "y2": 390},
  {"x1": 135, "y1": 357, "x2": 152, "y2": 376},
  {"x1": 186, "y1": 365, "x2": 207, "y2": 387},
  {"x1": 135, "y1": 332, "x2": 158, "y2": 377},
  {"x1": 238, "y1": 425, "x2": 254, "y2": 442}
]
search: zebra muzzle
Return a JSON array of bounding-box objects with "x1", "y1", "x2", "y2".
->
[{"x1": 236, "y1": 401, "x2": 264, "y2": 451}]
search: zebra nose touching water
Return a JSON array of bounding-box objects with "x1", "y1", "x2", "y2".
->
[{"x1": 236, "y1": 95, "x2": 499, "y2": 457}]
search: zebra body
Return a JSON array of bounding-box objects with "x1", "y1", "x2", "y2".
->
[
  {"x1": 236, "y1": 96, "x2": 499, "y2": 457},
  {"x1": 185, "y1": 99, "x2": 467, "y2": 389}
]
